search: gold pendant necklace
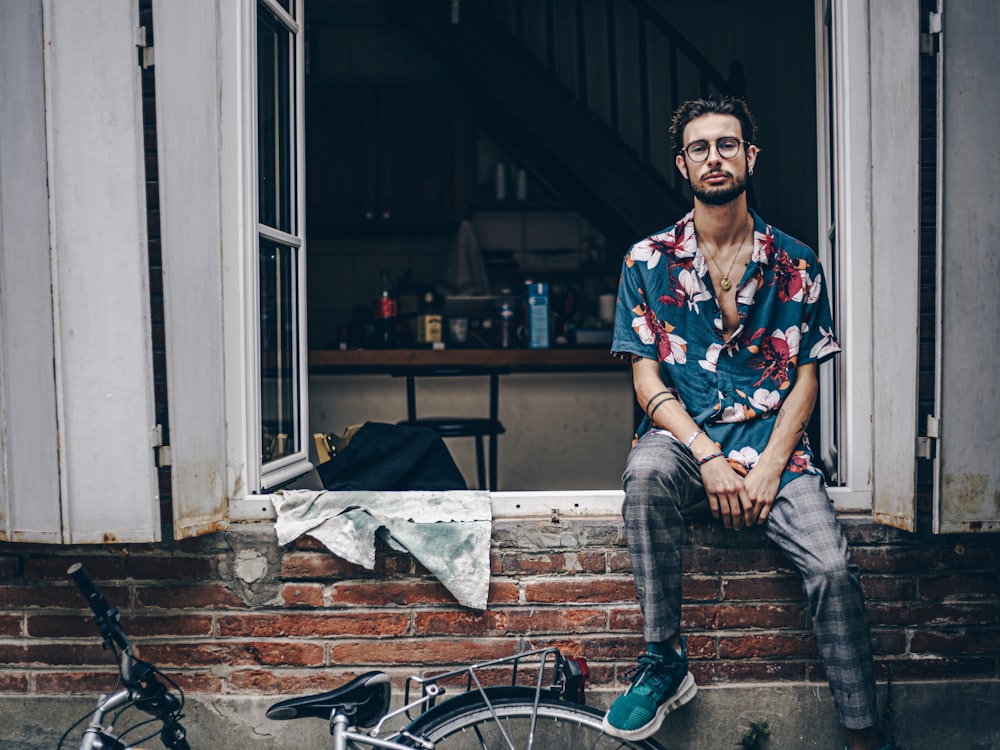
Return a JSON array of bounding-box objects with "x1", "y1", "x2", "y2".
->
[{"x1": 698, "y1": 217, "x2": 753, "y2": 293}]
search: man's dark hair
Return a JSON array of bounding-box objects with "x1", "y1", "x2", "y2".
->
[{"x1": 669, "y1": 97, "x2": 757, "y2": 154}]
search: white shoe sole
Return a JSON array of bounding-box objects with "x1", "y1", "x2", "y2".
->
[{"x1": 601, "y1": 671, "x2": 698, "y2": 741}]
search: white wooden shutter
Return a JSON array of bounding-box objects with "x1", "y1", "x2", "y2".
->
[
  {"x1": 152, "y1": 0, "x2": 229, "y2": 537},
  {"x1": 0, "y1": 0, "x2": 160, "y2": 543},
  {"x1": 868, "y1": 0, "x2": 921, "y2": 531},
  {"x1": 932, "y1": 0, "x2": 1000, "y2": 533},
  {"x1": 0, "y1": 1, "x2": 62, "y2": 542}
]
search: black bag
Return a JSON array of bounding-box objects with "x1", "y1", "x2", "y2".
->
[{"x1": 316, "y1": 422, "x2": 467, "y2": 491}]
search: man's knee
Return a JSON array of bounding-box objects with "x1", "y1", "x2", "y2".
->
[{"x1": 623, "y1": 436, "x2": 691, "y2": 490}]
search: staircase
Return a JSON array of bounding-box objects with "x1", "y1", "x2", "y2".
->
[{"x1": 391, "y1": 0, "x2": 743, "y2": 247}]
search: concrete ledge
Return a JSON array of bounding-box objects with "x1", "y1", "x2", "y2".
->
[{"x1": 9, "y1": 680, "x2": 997, "y2": 749}]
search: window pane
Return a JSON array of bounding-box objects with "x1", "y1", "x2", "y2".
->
[
  {"x1": 257, "y1": 5, "x2": 292, "y2": 233},
  {"x1": 259, "y1": 237, "x2": 300, "y2": 463}
]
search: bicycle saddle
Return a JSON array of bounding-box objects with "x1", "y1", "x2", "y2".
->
[{"x1": 265, "y1": 671, "x2": 391, "y2": 728}]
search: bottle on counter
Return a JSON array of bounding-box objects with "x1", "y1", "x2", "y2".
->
[
  {"x1": 416, "y1": 290, "x2": 443, "y2": 345},
  {"x1": 373, "y1": 269, "x2": 398, "y2": 348},
  {"x1": 496, "y1": 287, "x2": 518, "y2": 349},
  {"x1": 395, "y1": 271, "x2": 420, "y2": 347}
]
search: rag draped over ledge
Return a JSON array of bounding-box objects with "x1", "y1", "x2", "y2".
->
[{"x1": 272, "y1": 490, "x2": 493, "y2": 610}]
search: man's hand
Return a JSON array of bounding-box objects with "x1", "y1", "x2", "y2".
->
[
  {"x1": 700, "y1": 457, "x2": 754, "y2": 530},
  {"x1": 742, "y1": 461, "x2": 782, "y2": 525}
]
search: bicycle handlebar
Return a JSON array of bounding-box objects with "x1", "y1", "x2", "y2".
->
[
  {"x1": 67, "y1": 563, "x2": 131, "y2": 653},
  {"x1": 67, "y1": 563, "x2": 191, "y2": 749}
]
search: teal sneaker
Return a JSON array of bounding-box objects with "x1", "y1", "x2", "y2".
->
[{"x1": 602, "y1": 640, "x2": 697, "y2": 741}]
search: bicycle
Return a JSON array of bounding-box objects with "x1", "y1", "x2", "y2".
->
[{"x1": 62, "y1": 563, "x2": 666, "y2": 750}]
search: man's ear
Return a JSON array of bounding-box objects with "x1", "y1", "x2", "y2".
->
[
  {"x1": 746, "y1": 144, "x2": 758, "y2": 175},
  {"x1": 675, "y1": 153, "x2": 688, "y2": 181}
]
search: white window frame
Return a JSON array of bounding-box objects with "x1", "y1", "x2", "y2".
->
[
  {"x1": 218, "y1": 0, "x2": 310, "y2": 503},
  {"x1": 236, "y1": 0, "x2": 919, "y2": 522},
  {"x1": 815, "y1": 0, "x2": 920, "y2": 520}
]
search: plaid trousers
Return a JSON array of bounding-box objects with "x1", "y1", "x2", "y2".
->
[{"x1": 622, "y1": 432, "x2": 878, "y2": 729}]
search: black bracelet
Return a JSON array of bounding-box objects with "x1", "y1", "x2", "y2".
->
[
  {"x1": 643, "y1": 390, "x2": 671, "y2": 416},
  {"x1": 647, "y1": 395, "x2": 676, "y2": 424}
]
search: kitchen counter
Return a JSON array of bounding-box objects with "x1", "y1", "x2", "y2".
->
[{"x1": 308, "y1": 348, "x2": 625, "y2": 373}]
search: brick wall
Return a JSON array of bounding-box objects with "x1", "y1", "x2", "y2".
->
[{"x1": 1, "y1": 514, "x2": 997, "y2": 709}]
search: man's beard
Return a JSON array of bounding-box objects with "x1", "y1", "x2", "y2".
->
[{"x1": 689, "y1": 168, "x2": 749, "y2": 206}]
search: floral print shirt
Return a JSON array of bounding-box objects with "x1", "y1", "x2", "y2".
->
[{"x1": 611, "y1": 209, "x2": 841, "y2": 488}]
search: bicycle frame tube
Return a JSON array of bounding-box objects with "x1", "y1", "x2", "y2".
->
[{"x1": 78, "y1": 687, "x2": 132, "y2": 750}]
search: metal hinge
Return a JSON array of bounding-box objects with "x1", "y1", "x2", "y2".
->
[
  {"x1": 136, "y1": 25, "x2": 154, "y2": 68},
  {"x1": 916, "y1": 415, "x2": 939, "y2": 459},
  {"x1": 152, "y1": 424, "x2": 172, "y2": 467},
  {"x1": 920, "y1": 11, "x2": 942, "y2": 56}
]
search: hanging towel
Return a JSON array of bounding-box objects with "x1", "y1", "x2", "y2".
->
[
  {"x1": 438, "y1": 219, "x2": 490, "y2": 296},
  {"x1": 272, "y1": 489, "x2": 492, "y2": 611}
]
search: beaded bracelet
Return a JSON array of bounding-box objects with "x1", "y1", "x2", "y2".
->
[{"x1": 697, "y1": 451, "x2": 724, "y2": 466}]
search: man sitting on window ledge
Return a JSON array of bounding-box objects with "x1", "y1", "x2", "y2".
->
[{"x1": 604, "y1": 97, "x2": 890, "y2": 750}]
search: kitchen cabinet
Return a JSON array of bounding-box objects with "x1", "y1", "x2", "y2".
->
[{"x1": 305, "y1": 83, "x2": 467, "y2": 234}]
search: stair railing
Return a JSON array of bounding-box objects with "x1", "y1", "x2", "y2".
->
[{"x1": 478, "y1": 0, "x2": 744, "y2": 194}]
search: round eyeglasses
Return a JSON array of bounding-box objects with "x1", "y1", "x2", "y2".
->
[{"x1": 680, "y1": 137, "x2": 748, "y2": 163}]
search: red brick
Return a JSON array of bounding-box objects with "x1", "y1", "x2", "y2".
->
[
  {"x1": 525, "y1": 578, "x2": 634, "y2": 604},
  {"x1": 685, "y1": 634, "x2": 717, "y2": 659},
  {"x1": 718, "y1": 633, "x2": 817, "y2": 659},
  {"x1": 721, "y1": 575, "x2": 804, "y2": 601},
  {"x1": 0, "y1": 642, "x2": 111, "y2": 666},
  {"x1": 568, "y1": 635, "x2": 646, "y2": 662},
  {"x1": 25, "y1": 555, "x2": 212, "y2": 581},
  {"x1": 330, "y1": 580, "x2": 454, "y2": 607},
  {"x1": 0, "y1": 556, "x2": 20, "y2": 577},
  {"x1": 870, "y1": 630, "x2": 907, "y2": 655},
  {"x1": 166, "y1": 671, "x2": 225, "y2": 694},
  {"x1": 139, "y1": 641, "x2": 324, "y2": 667},
  {"x1": 331, "y1": 638, "x2": 516, "y2": 667},
  {"x1": 919, "y1": 575, "x2": 1000, "y2": 599},
  {"x1": 684, "y1": 547, "x2": 792, "y2": 574},
  {"x1": 608, "y1": 607, "x2": 643, "y2": 632},
  {"x1": 33, "y1": 670, "x2": 120, "y2": 693},
  {"x1": 282, "y1": 549, "x2": 413, "y2": 579},
  {"x1": 683, "y1": 576, "x2": 720, "y2": 601},
  {"x1": 936, "y1": 543, "x2": 997, "y2": 570},
  {"x1": 0, "y1": 672, "x2": 29, "y2": 692},
  {"x1": 136, "y1": 584, "x2": 246, "y2": 609},
  {"x1": 608, "y1": 550, "x2": 633, "y2": 574},
  {"x1": 414, "y1": 607, "x2": 606, "y2": 636},
  {"x1": 910, "y1": 630, "x2": 1000, "y2": 654},
  {"x1": 228, "y1": 668, "x2": 370, "y2": 694},
  {"x1": 493, "y1": 551, "x2": 607, "y2": 576},
  {"x1": 682, "y1": 603, "x2": 806, "y2": 630},
  {"x1": 866, "y1": 601, "x2": 997, "y2": 627},
  {"x1": 850, "y1": 547, "x2": 939, "y2": 573},
  {"x1": 860, "y1": 574, "x2": 916, "y2": 600},
  {"x1": 0, "y1": 584, "x2": 128, "y2": 610},
  {"x1": 0, "y1": 614, "x2": 20, "y2": 636},
  {"x1": 27, "y1": 613, "x2": 213, "y2": 638},
  {"x1": 217, "y1": 612, "x2": 409, "y2": 638},
  {"x1": 487, "y1": 580, "x2": 520, "y2": 604},
  {"x1": 280, "y1": 583, "x2": 324, "y2": 607}
]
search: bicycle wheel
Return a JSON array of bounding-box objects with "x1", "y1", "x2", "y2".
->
[{"x1": 400, "y1": 687, "x2": 666, "y2": 750}]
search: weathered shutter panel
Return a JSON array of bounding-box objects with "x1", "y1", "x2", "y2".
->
[
  {"x1": 869, "y1": 0, "x2": 920, "y2": 531},
  {"x1": 152, "y1": 0, "x2": 229, "y2": 538},
  {"x1": 0, "y1": 0, "x2": 160, "y2": 543},
  {"x1": 932, "y1": 0, "x2": 1000, "y2": 533}
]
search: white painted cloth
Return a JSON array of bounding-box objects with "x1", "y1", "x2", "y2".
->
[{"x1": 272, "y1": 490, "x2": 492, "y2": 610}]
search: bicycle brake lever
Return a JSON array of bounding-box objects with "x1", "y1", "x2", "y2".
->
[{"x1": 128, "y1": 661, "x2": 182, "y2": 718}]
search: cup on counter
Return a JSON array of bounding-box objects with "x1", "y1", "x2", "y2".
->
[{"x1": 448, "y1": 316, "x2": 469, "y2": 344}]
